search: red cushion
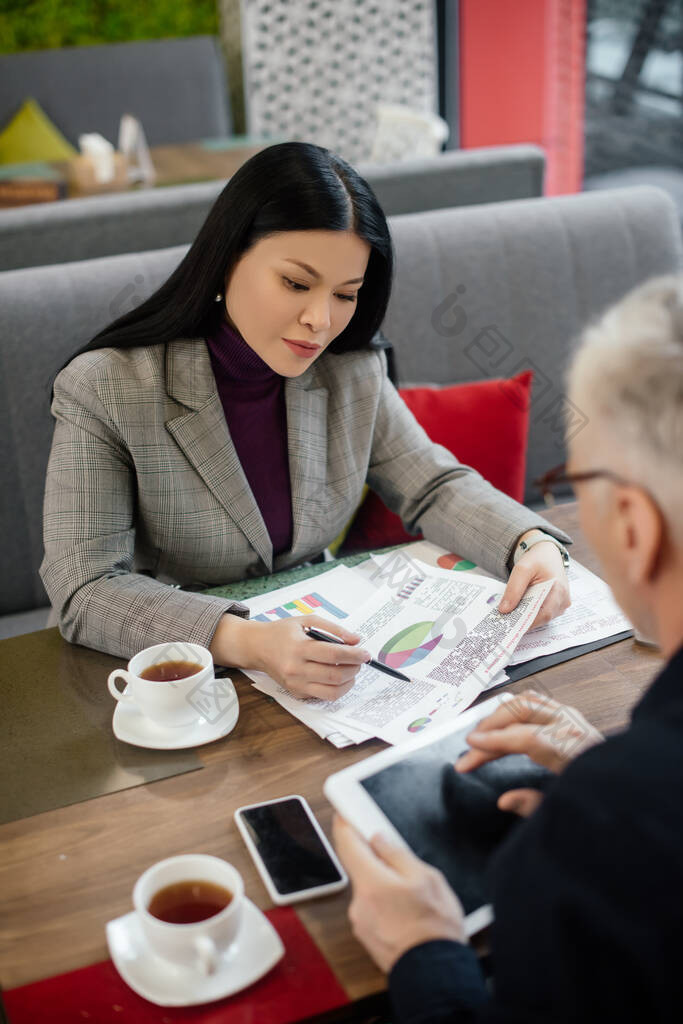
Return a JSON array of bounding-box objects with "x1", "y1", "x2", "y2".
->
[{"x1": 342, "y1": 370, "x2": 533, "y2": 553}]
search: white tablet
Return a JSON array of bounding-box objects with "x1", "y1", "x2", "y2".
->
[{"x1": 325, "y1": 693, "x2": 550, "y2": 937}]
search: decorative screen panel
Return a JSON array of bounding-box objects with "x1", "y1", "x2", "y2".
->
[{"x1": 240, "y1": 0, "x2": 439, "y2": 164}]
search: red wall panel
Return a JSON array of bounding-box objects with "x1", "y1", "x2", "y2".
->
[{"x1": 459, "y1": 0, "x2": 585, "y2": 195}]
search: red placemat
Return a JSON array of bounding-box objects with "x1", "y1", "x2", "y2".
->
[{"x1": 4, "y1": 907, "x2": 349, "y2": 1023}]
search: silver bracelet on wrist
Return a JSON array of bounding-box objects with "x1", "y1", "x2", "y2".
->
[{"x1": 513, "y1": 532, "x2": 570, "y2": 569}]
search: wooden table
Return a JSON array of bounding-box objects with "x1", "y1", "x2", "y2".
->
[
  {"x1": 0, "y1": 141, "x2": 266, "y2": 207},
  {"x1": 145, "y1": 140, "x2": 266, "y2": 188},
  {"x1": 0, "y1": 502, "x2": 663, "y2": 1009}
]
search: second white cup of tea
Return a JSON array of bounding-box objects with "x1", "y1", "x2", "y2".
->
[
  {"x1": 133, "y1": 854, "x2": 244, "y2": 975},
  {"x1": 107, "y1": 641, "x2": 214, "y2": 728}
]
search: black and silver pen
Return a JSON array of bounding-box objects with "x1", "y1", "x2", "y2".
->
[{"x1": 302, "y1": 625, "x2": 411, "y2": 683}]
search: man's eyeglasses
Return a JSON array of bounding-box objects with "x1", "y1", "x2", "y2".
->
[{"x1": 533, "y1": 463, "x2": 634, "y2": 506}]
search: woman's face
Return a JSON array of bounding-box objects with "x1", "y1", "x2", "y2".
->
[{"x1": 223, "y1": 229, "x2": 371, "y2": 376}]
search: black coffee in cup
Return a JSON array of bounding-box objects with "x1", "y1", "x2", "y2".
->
[
  {"x1": 147, "y1": 880, "x2": 233, "y2": 924},
  {"x1": 140, "y1": 660, "x2": 203, "y2": 682}
]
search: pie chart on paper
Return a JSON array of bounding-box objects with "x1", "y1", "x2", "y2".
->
[
  {"x1": 378, "y1": 621, "x2": 443, "y2": 671},
  {"x1": 437, "y1": 552, "x2": 477, "y2": 571}
]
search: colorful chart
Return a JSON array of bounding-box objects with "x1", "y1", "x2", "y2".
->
[
  {"x1": 378, "y1": 621, "x2": 443, "y2": 670},
  {"x1": 396, "y1": 575, "x2": 424, "y2": 600},
  {"x1": 437, "y1": 552, "x2": 477, "y2": 572},
  {"x1": 408, "y1": 717, "x2": 432, "y2": 733},
  {"x1": 252, "y1": 592, "x2": 347, "y2": 623}
]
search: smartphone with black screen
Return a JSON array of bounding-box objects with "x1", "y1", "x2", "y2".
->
[{"x1": 234, "y1": 795, "x2": 347, "y2": 905}]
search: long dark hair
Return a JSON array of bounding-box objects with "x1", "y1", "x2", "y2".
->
[{"x1": 70, "y1": 142, "x2": 394, "y2": 363}]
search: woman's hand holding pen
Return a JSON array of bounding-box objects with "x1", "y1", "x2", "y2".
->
[
  {"x1": 257, "y1": 617, "x2": 371, "y2": 698},
  {"x1": 210, "y1": 614, "x2": 371, "y2": 699}
]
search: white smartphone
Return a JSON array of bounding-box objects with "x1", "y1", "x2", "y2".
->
[{"x1": 234, "y1": 794, "x2": 348, "y2": 906}]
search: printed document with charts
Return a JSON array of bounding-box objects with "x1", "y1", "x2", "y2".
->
[
  {"x1": 398, "y1": 540, "x2": 632, "y2": 666},
  {"x1": 240, "y1": 554, "x2": 552, "y2": 747},
  {"x1": 240, "y1": 541, "x2": 631, "y2": 747}
]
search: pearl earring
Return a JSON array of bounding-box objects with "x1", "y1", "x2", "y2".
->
[{"x1": 215, "y1": 292, "x2": 223, "y2": 302}]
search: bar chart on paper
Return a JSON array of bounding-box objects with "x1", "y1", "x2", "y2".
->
[{"x1": 251, "y1": 591, "x2": 348, "y2": 622}]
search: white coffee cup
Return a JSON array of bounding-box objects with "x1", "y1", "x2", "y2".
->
[
  {"x1": 133, "y1": 854, "x2": 244, "y2": 975},
  {"x1": 107, "y1": 641, "x2": 214, "y2": 728}
]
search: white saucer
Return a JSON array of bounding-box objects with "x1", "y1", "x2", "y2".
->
[
  {"x1": 112, "y1": 682, "x2": 239, "y2": 749},
  {"x1": 106, "y1": 898, "x2": 284, "y2": 1007}
]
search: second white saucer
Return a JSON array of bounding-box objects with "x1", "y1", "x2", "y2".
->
[
  {"x1": 112, "y1": 681, "x2": 239, "y2": 749},
  {"x1": 106, "y1": 897, "x2": 284, "y2": 1006}
]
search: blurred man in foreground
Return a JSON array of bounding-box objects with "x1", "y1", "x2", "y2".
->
[{"x1": 335, "y1": 275, "x2": 683, "y2": 1023}]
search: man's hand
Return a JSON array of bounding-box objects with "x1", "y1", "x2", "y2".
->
[
  {"x1": 333, "y1": 816, "x2": 466, "y2": 974},
  {"x1": 455, "y1": 690, "x2": 604, "y2": 816},
  {"x1": 499, "y1": 531, "x2": 570, "y2": 628}
]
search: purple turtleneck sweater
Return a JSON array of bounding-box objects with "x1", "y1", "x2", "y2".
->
[{"x1": 206, "y1": 320, "x2": 293, "y2": 556}]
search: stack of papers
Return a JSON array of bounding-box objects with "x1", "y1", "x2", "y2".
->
[
  {"x1": 240, "y1": 538, "x2": 630, "y2": 747},
  {"x1": 403, "y1": 540, "x2": 633, "y2": 666},
  {"x1": 245, "y1": 562, "x2": 549, "y2": 746}
]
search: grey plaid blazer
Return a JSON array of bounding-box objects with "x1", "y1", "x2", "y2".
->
[{"x1": 40, "y1": 339, "x2": 570, "y2": 659}]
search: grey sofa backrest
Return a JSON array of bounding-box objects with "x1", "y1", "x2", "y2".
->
[
  {"x1": 0, "y1": 145, "x2": 545, "y2": 271},
  {"x1": 383, "y1": 186, "x2": 683, "y2": 504},
  {"x1": 361, "y1": 144, "x2": 545, "y2": 216},
  {"x1": 0, "y1": 36, "x2": 231, "y2": 149},
  {"x1": 1, "y1": 245, "x2": 186, "y2": 617},
  {"x1": 1, "y1": 187, "x2": 681, "y2": 617}
]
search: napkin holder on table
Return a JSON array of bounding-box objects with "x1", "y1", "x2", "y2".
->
[
  {"x1": 67, "y1": 133, "x2": 128, "y2": 194},
  {"x1": 118, "y1": 114, "x2": 156, "y2": 186}
]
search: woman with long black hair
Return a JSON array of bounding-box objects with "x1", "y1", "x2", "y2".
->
[{"x1": 41, "y1": 142, "x2": 571, "y2": 699}]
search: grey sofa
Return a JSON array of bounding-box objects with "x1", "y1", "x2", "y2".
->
[
  {"x1": 0, "y1": 36, "x2": 231, "y2": 150},
  {"x1": 584, "y1": 166, "x2": 683, "y2": 237},
  {"x1": 1, "y1": 187, "x2": 681, "y2": 635},
  {"x1": 0, "y1": 145, "x2": 545, "y2": 271}
]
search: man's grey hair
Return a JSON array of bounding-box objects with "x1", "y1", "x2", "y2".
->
[{"x1": 567, "y1": 273, "x2": 683, "y2": 538}]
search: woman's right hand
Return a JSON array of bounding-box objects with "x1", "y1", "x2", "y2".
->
[{"x1": 210, "y1": 614, "x2": 371, "y2": 699}]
